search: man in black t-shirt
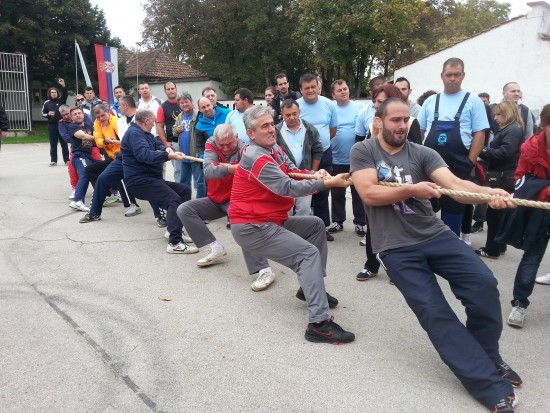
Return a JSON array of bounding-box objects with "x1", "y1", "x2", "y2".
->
[{"x1": 157, "y1": 81, "x2": 182, "y2": 182}]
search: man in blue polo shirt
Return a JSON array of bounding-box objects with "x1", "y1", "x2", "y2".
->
[
  {"x1": 328, "y1": 79, "x2": 365, "y2": 238},
  {"x1": 297, "y1": 73, "x2": 338, "y2": 241}
]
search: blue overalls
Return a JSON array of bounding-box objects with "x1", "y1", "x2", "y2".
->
[{"x1": 424, "y1": 93, "x2": 473, "y2": 235}]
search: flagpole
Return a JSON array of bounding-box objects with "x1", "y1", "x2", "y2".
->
[{"x1": 75, "y1": 40, "x2": 79, "y2": 94}]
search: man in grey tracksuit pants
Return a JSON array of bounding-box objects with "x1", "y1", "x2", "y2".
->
[{"x1": 227, "y1": 105, "x2": 355, "y2": 344}]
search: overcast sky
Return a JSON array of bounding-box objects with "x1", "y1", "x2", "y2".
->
[{"x1": 89, "y1": 0, "x2": 533, "y2": 48}]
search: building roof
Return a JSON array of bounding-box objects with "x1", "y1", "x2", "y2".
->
[{"x1": 120, "y1": 49, "x2": 207, "y2": 81}]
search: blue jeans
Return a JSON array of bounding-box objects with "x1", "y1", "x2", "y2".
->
[
  {"x1": 180, "y1": 161, "x2": 206, "y2": 199},
  {"x1": 512, "y1": 238, "x2": 549, "y2": 308}
]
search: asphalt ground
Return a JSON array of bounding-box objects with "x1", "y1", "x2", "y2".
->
[{"x1": 1, "y1": 143, "x2": 549, "y2": 413}]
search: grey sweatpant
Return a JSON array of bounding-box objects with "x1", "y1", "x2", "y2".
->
[
  {"x1": 231, "y1": 216, "x2": 330, "y2": 323},
  {"x1": 177, "y1": 198, "x2": 269, "y2": 273}
]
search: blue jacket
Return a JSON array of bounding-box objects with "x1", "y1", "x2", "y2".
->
[
  {"x1": 121, "y1": 123, "x2": 168, "y2": 186},
  {"x1": 194, "y1": 106, "x2": 230, "y2": 154}
]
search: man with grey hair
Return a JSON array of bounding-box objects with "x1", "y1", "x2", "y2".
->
[
  {"x1": 121, "y1": 109, "x2": 198, "y2": 254},
  {"x1": 177, "y1": 124, "x2": 273, "y2": 287},
  {"x1": 173, "y1": 93, "x2": 202, "y2": 195},
  {"x1": 228, "y1": 105, "x2": 355, "y2": 343}
]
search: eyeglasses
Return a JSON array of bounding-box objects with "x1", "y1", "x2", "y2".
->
[{"x1": 76, "y1": 98, "x2": 84, "y2": 102}]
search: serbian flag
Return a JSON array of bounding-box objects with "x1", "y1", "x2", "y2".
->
[{"x1": 94, "y1": 45, "x2": 119, "y2": 105}]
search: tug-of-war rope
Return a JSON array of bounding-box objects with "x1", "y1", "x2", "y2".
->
[{"x1": 181, "y1": 154, "x2": 550, "y2": 210}]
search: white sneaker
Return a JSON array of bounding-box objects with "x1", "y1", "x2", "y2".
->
[
  {"x1": 69, "y1": 190, "x2": 75, "y2": 200},
  {"x1": 535, "y1": 272, "x2": 550, "y2": 285},
  {"x1": 359, "y1": 235, "x2": 366, "y2": 247},
  {"x1": 166, "y1": 242, "x2": 199, "y2": 254},
  {"x1": 124, "y1": 204, "x2": 142, "y2": 217},
  {"x1": 69, "y1": 200, "x2": 90, "y2": 212},
  {"x1": 461, "y1": 233, "x2": 472, "y2": 246},
  {"x1": 164, "y1": 230, "x2": 193, "y2": 243},
  {"x1": 251, "y1": 269, "x2": 275, "y2": 292},
  {"x1": 196, "y1": 248, "x2": 227, "y2": 267},
  {"x1": 507, "y1": 306, "x2": 526, "y2": 328}
]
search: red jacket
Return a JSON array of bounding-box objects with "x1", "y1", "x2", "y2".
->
[
  {"x1": 229, "y1": 144, "x2": 321, "y2": 226},
  {"x1": 204, "y1": 141, "x2": 239, "y2": 204},
  {"x1": 514, "y1": 131, "x2": 550, "y2": 201}
]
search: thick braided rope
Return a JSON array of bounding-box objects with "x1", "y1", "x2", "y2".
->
[
  {"x1": 181, "y1": 154, "x2": 320, "y2": 180},
  {"x1": 378, "y1": 181, "x2": 550, "y2": 210}
]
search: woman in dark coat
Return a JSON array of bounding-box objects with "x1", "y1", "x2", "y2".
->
[{"x1": 475, "y1": 100, "x2": 523, "y2": 259}]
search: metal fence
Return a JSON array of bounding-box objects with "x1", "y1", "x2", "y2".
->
[{"x1": 0, "y1": 52, "x2": 31, "y2": 131}]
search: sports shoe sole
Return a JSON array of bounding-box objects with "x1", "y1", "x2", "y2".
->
[{"x1": 197, "y1": 251, "x2": 227, "y2": 267}]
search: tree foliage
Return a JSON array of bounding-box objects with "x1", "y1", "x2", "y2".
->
[
  {"x1": 142, "y1": 0, "x2": 510, "y2": 97},
  {"x1": 142, "y1": 0, "x2": 311, "y2": 94},
  {"x1": 0, "y1": 0, "x2": 121, "y2": 88}
]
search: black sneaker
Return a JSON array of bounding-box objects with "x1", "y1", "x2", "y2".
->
[
  {"x1": 327, "y1": 222, "x2": 343, "y2": 233},
  {"x1": 305, "y1": 317, "x2": 355, "y2": 344},
  {"x1": 156, "y1": 214, "x2": 167, "y2": 228},
  {"x1": 471, "y1": 221, "x2": 484, "y2": 233},
  {"x1": 296, "y1": 287, "x2": 338, "y2": 308},
  {"x1": 491, "y1": 394, "x2": 517, "y2": 412},
  {"x1": 326, "y1": 231, "x2": 334, "y2": 241},
  {"x1": 226, "y1": 218, "x2": 231, "y2": 230},
  {"x1": 497, "y1": 361, "x2": 522, "y2": 387},
  {"x1": 356, "y1": 268, "x2": 378, "y2": 281},
  {"x1": 354, "y1": 224, "x2": 366, "y2": 236},
  {"x1": 79, "y1": 213, "x2": 101, "y2": 223}
]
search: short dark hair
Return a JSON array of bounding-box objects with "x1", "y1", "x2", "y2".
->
[
  {"x1": 138, "y1": 82, "x2": 149, "y2": 88},
  {"x1": 330, "y1": 79, "x2": 347, "y2": 93},
  {"x1": 235, "y1": 88, "x2": 254, "y2": 104},
  {"x1": 70, "y1": 106, "x2": 82, "y2": 114},
  {"x1": 275, "y1": 73, "x2": 287, "y2": 82},
  {"x1": 375, "y1": 98, "x2": 408, "y2": 119},
  {"x1": 281, "y1": 99, "x2": 299, "y2": 111},
  {"x1": 539, "y1": 104, "x2": 550, "y2": 129},
  {"x1": 113, "y1": 85, "x2": 124, "y2": 92},
  {"x1": 84, "y1": 86, "x2": 94, "y2": 92},
  {"x1": 417, "y1": 90, "x2": 437, "y2": 106},
  {"x1": 164, "y1": 81, "x2": 176, "y2": 90},
  {"x1": 442, "y1": 57, "x2": 464, "y2": 72},
  {"x1": 119, "y1": 95, "x2": 136, "y2": 108},
  {"x1": 299, "y1": 73, "x2": 318, "y2": 87},
  {"x1": 478, "y1": 92, "x2": 490, "y2": 100},
  {"x1": 202, "y1": 86, "x2": 216, "y2": 96},
  {"x1": 394, "y1": 77, "x2": 411, "y2": 89},
  {"x1": 369, "y1": 76, "x2": 386, "y2": 93}
]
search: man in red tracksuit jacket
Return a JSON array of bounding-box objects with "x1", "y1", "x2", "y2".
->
[{"x1": 228, "y1": 105, "x2": 355, "y2": 344}]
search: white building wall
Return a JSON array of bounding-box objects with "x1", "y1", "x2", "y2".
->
[
  {"x1": 395, "y1": 2, "x2": 550, "y2": 118},
  {"x1": 149, "y1": 80, "x2": 226, "y2": 102}
]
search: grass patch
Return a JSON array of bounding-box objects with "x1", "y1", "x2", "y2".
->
[{"x1": 5, "y1": 122, "x2": 50, "y2": 144}]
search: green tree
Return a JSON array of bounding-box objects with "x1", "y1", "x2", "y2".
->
[
  {"x1": 142, "y1": 0, "x2": 310, "y2": 94},
  {"x1": 0, "y1": 0, "x2": 121, "y2": 89},
  {"x1": 295, "y1": 0, "x2": 426, "y2": 97}
]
